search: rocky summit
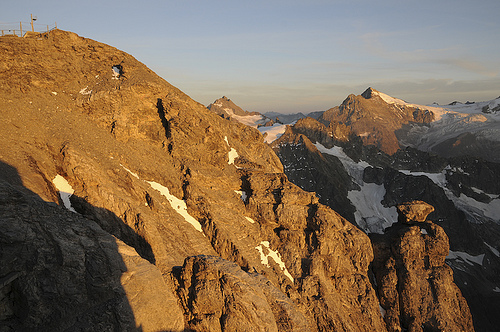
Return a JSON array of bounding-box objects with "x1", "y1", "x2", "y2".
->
[
  {"x1": 318, "y1": 87, "x2": 435, "y2": 155},
  {"x1": 0, "y1": 30, "x2": 475, "y2": 331}
]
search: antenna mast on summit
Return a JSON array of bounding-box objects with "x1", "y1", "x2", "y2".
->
[{"x1": 30, "y1": 14, "x2": 37, "y2": 32}]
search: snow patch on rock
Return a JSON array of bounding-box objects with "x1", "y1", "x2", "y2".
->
[
  {"x1": 120, "y1": 164, "x2": 139, "y2": 179},
  {"x1": 79, "y1": 86, "x2": 91, "y2": 95},
  {"x1": 447, "y1": 250, "x2": 485, "y2": 266},
  {"x1": 255, "y1": 241, "x2": 294, "y2": 282},
  {"x1": 484, "y1": 242, "x2": 500, "y2": 257},
  {"x1": 52, "y1": 175, "x2": 77, "y2": 213},
  {"x1": 147, "y1": 180, "x2": 204, "y2": 234},
  {"x1": 119, "y1": 165, "x2": 203, "y2": 233},
  {"x1": 235, "y1": 190, "x2": 248, "y2": 202},
  {"x1": 224, "y1": 136, "x2": 239, "y2": 165}
]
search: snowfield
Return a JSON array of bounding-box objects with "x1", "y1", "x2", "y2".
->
[
  {"x1": 212, "y1": 102, "x2": 268, "y2": 128},
  {"x1": 374, "y1": 90, "x2": 500, "y2": 152},
  {"x1": 258, "y1": 123, "x2": 288, "y2": 143},
  {"x1": 399, "y1": 168, "x2": 500, "y2": 224},
  {"x1": 447, "y1": 250, "x2": 485, "y2": 266},
  {"x1": 314, "y1": 143, "x2": 397, "y2": 233}
]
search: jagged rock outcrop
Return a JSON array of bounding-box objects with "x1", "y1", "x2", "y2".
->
[
  {"x1": 208, "y1": 96, "x2": 249, "y2": 117},
  {"x1": 242, "y1": 172, "x2": 387, "y2": 331},
  {"x1": 176, "y1": 255, "x2": 311, "y2": 331},
  {"x1": 396, "y1": 201, "x2": 435, "y2": 223},
  {"x1": 371, "y1": 201, "x2": 474, "y2": 332},
  {"x1": 291, "y1": 117, "x2": 353, "y2": 147}
]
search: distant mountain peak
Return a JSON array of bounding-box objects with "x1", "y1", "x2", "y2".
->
[
  {"x1": 207, "y1": 96, "x2": 272, "y2": 128},
  {"x1": 319, "y1": 88, "x2": 436, "y2": 155},
  {"x1": 361, "y1": 87, "x2": 380, "y2": 99}
]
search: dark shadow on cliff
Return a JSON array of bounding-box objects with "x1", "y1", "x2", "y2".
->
[
  {"x1": 157, "y1": 98, "x2": 171, "y2": 139},
  {"x1": 0, "y1": 160, "x2": 148, "y2": 331},
  {"x1": 69, "y1": 194, "x2": 156, "y2": 265}
]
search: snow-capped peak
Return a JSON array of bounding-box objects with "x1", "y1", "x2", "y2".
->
[{"x1": 370, "y1": 88, "x2": 500, "y2": 121}]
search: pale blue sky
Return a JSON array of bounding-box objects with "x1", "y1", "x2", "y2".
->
[{"x1": 3, "y1": 0, "x2": 500, "y2": 113}]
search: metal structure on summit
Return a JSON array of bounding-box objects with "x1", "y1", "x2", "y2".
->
[
  {"x1": 31, "y1": 14, "x2": 37, "y2": 32},
  {"x1": 1, "y1": 14, "x2": 57, "y2": 37}
]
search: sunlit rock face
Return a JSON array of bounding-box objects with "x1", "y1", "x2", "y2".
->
[
  {"x1": 371, "y1": 201, "x2": 474, "y2": 332},
  {"x1": 0, "y1": 179, "x2": 184, "y2": 331},
  {"x1": 318, "y1": 87, "x2": 435, "y2": 155},
  {"x1": 0, "y1": 30, "x2": 406, "y2": 332}
]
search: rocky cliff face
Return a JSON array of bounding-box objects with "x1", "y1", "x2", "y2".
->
[
  {"x1": 272, "y1": 113, "x2": 499, "y2": 331},
  {"x1": 0, "y1": 175, "x2": 184, "y2": 331},
  {"x1": 0, "y1": 30, "x2": 448, "y2": 332}
]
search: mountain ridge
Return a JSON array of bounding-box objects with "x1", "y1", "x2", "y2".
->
[
  {"x1": 0, "y1": 29, "x2": 478, "y2": 331},
  {"x1": 266, "y1": 97, "x2": 500, "y2": 331},
  {"x1": 221, "y1": 87, "x2": 500, "y2": 164}
]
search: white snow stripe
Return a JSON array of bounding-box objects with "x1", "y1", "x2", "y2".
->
[
  {"x1": 120, "y1": 164, "x2": 139, "y2": 179},
  {"x1": 147, "y1": 181, "x2": 204, "y2": 234},
  {"x1": 119, "y1": 164, "x2": 204, "y2": 234}
]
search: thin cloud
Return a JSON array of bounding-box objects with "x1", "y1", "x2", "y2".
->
[
  {"x1": 359, "y1": 30, "x2": 498, "y2": 78},
  {"x1": 438, "y1": 58, "x2": 499, "y2": 78}
]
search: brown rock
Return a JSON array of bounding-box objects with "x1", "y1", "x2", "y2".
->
[
  {"x1": 117, "y1": 239, "x2": 185, "y2": 331},
  {"x1": 0, "y1": 30, "x2": 475, "y2": 332},
  {"x1": 397, "y1": 200, "x2": 435, "y2": 223},
  {"x1": 371, "y1": 201, "x2": 474, "y2": 332},
  {"x1": 318, "y1": 87, "x2": 435, "y2": 155},
  {"x1": 176, "y1": 255, "x2": 311, "y2": 332},
  {"x1": 0, "y1": 178, "x2": 184, "y2": 332}
]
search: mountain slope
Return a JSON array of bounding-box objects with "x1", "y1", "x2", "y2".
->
[
  {"x1": 0, "y1": 29, "x2": 405, "y2": 331},
  {"x1": 318, "y1": 87, "x2": 500, "y2": 162},
  {"x1": 208, "y1": 96, "x2": 270, "y2": 127}
]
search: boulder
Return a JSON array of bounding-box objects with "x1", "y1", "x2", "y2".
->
[{"x1": 396, "y1": 201, "x2": 435, "y2": 223}]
